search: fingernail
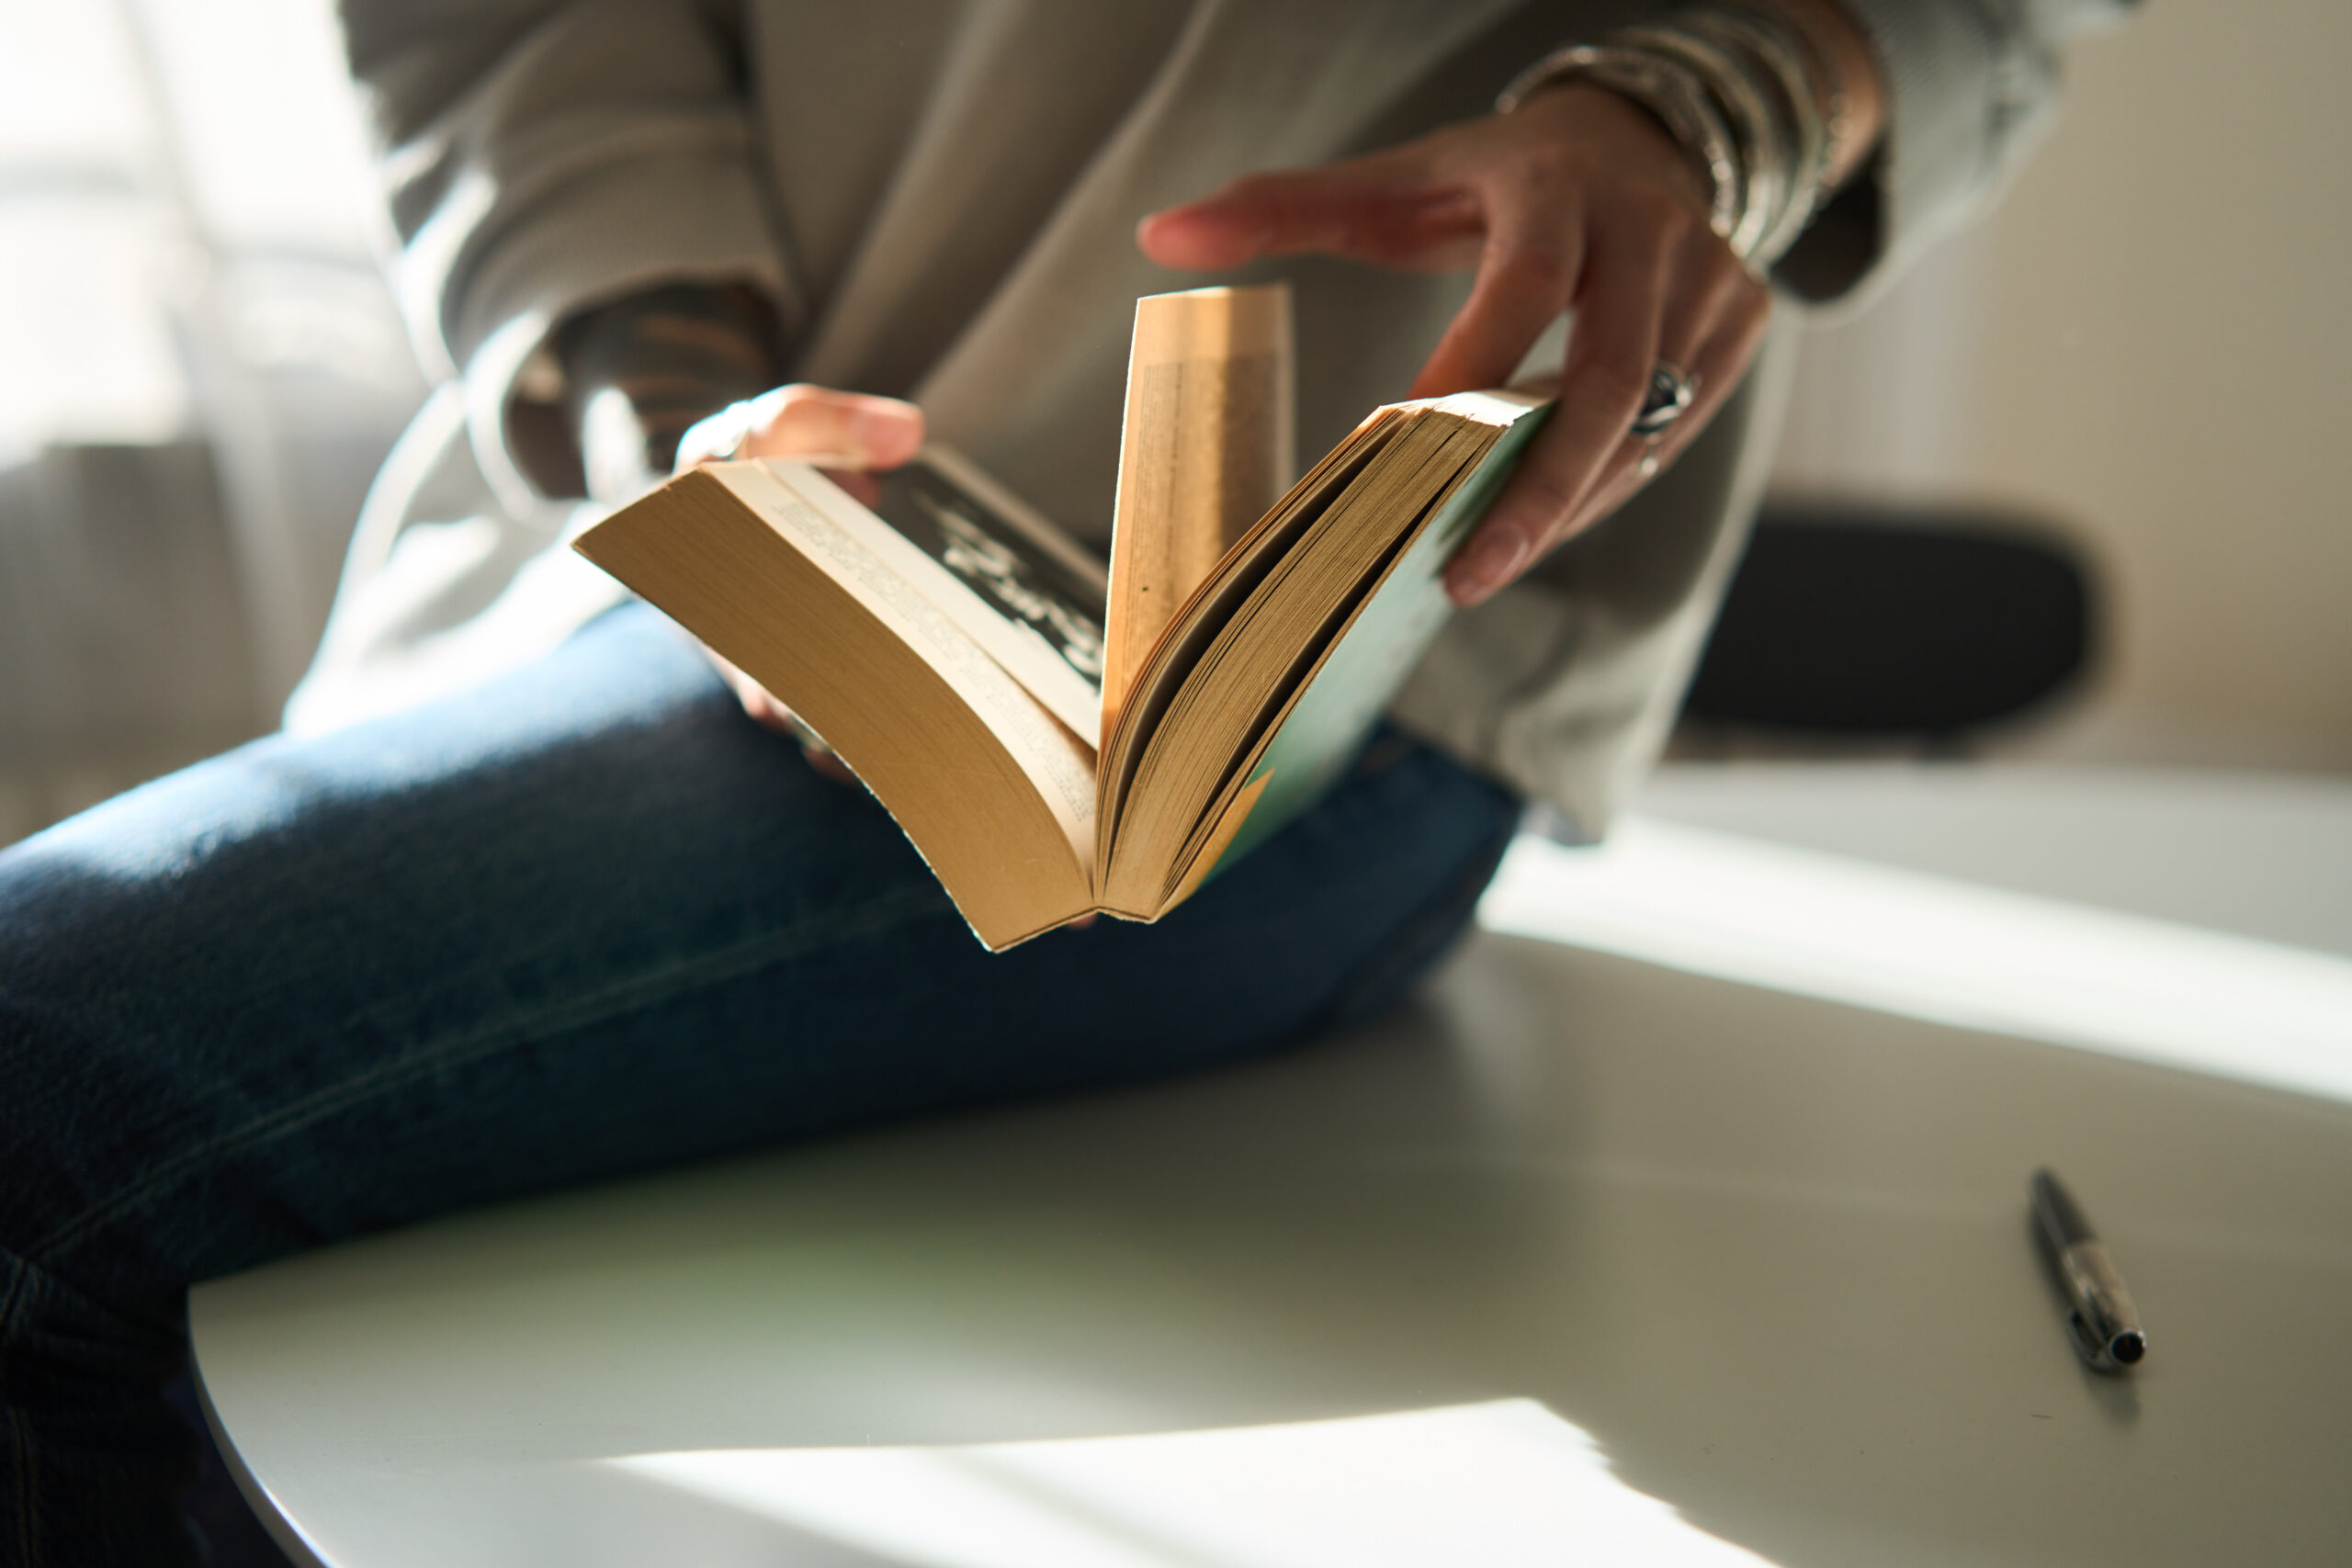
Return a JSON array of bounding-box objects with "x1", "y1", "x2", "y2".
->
[{"x1": 1452, "y1": 523, "x2": 1530, "y2": 604}]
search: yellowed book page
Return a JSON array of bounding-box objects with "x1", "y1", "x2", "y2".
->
[
  {"x1": 1101, "y1": 283, "x2": 1295, "y2": 743},
  {"x1": 1100, "y1": 417, "x2": 1475, "y2": 914},
  {"x1": 573, "y1": 472, "x2": 1094, "y2": 946},
  {"x1": 752, "y1": 456, "x2": 1102, "y2": 745},
  {"x1": 1092, "y1": 413, "x2": 1402, "y2": 881},
  {"x1": 1159, "y1": 767, "x2": 1274, "y2": 913},
  {"x1": 711, "y1": 462, "x2": 1099, "y2": 873}
]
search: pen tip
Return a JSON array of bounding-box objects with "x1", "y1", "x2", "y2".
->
[{"x1": 2110, "y1": 1331, "x2": 2146, "y2": 1365}]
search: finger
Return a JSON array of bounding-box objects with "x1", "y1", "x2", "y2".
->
[
  {"x1": 1637, "y1": 276, "x2": 1770, "y2": 481},
  {"x1": 1138, "y1": 161, "x2": 1388, "y2": 268},
  {"x1": 736, "y1": 675, "x2": 798, "y2": 737},
  {"x1": 1138, "y1": 157, "x2": 1478, "y2": 273},
  {"x1": 679, "y1": 386, "x2": 927, "y2": 474},
  {"x1": 1445, "y1": 219, "x2": 1672, "y2": 605},
  {"x1": 1575, "y1": 285, "x2": 1772, "y2": 530},
  {"x1": 802, "y1": 744, "x2": 860, "y2": 786},
  {"x1": 744, "y1": 688, "x2": 862, "y2": 788},
  {"x1": 701, "y1": 643, "x2": 799, "y2": 738},
  {"x1": 1655, "y1": 228, "x2": 1748, "y2": 374},
  {"x1": 1408, "y1": 205, "x2": 1583, "y2": 399},
  {"x1": 737, "y1": 385, "x2": 925, "y2": 468},
  {"x1": 699, "y1": 625, "x2": 865, "y2": 786},
  {"x1": 1569, "y1": 239, "x2": 1761, "y2": 516},
  {"x1": 673, "y1": 405, "x2": 750, "y2": 471}
]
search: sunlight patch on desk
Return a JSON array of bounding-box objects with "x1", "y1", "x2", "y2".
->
[
  {"x1": 608, "y1": 1400, "x2": 1774, "y2": 1567},
  {"x1": 1480, "y1": 821, "x2": 2352, "y2": 1104}
]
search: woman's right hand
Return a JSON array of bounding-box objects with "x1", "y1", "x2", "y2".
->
[{"x1": 673, "y1": 384, "x2": 927, "y2": 779}]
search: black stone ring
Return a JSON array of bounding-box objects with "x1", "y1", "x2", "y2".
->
[{"x1": 1630, "y1": 360, "x2": 1695, "y2": 440}]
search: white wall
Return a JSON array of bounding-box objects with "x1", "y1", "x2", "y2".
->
[{"x1": 1771, "y1": 0, "x2": 2352, "y2": 773}]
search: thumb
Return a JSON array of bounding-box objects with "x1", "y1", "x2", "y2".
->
[
  {"x1": 746, "y1": 386, "x2": 925, "y2": 468},
  {"x1": 683, "y1": 385, "x2": 926, "y2": 473}
]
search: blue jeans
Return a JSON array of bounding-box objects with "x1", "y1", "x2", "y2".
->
[{"x1": 0, "y1": 603, "x2": 1520, "y2": 1564}]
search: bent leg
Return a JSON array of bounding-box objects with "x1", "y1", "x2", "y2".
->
[{"x1": 0, "y1": 604, "x2": 1519, "y2": 1562}]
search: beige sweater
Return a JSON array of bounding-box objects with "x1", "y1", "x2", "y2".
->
[{"x1": 295, "y1": 0, "x2": 2124, "y2": 835}]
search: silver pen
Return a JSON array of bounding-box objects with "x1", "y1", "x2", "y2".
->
[{"x1": 2030, "y1": 1168, "x2": 2148, "y2": 1372}]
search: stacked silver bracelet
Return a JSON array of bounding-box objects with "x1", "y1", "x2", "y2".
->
[{"x1": 1497, "y1": 4, "x2": 1849, "y2": 270}]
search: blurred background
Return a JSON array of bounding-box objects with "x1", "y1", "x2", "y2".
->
[
  {"x1": 2, "y1": 0, "x2": 2345, "y2": 848},
  {"x1": 0, "y1": 0, "x2": 422, "y2": 844}
]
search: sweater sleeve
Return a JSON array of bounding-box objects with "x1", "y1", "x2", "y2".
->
[
  {"x1": 337, "y1": 0, "x2": 796, "y2": 513},
  {"x1": 1775, "y1": 0, "x2": 2135, "y2": 304}
]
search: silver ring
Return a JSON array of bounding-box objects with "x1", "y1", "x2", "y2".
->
[{"x1": 1630, "y1": 360, "x2": 1695, "y2": 439}]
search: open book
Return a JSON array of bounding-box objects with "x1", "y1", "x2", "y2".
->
[{"x1": 575, "y1": 287, "x2": 1547, "y2": 949}]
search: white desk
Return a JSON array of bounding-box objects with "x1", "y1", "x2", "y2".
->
[
  {"x1": 192, "y1": 766, "x2": 2352, "y2": 1567},
  {"x1": 1632, "y1": 761, "x2": 2352, "y2": 959}
]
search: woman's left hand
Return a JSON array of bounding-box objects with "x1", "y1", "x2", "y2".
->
[
  {"x1": 673, "y1": 384, "x2": 926, "y2": 783},
  {"x1": 1138, "y1": 82, "x2": 1771, "y2": 607}
]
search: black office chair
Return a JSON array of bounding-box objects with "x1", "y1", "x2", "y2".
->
[{"x1": 1679, "y1": 503, "x2": 2098, "y2": 747}]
